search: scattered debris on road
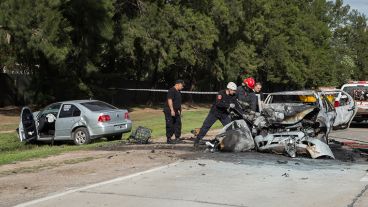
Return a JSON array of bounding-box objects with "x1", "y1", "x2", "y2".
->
[{"x1": 282, "y1": 173, "x2": 290, "y2": 177}]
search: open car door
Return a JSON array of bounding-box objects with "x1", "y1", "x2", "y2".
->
[
  {"x1": 327, "y1": 90, "x2": 357, "y2": 129},
  {"x1": 18, "y1": 107, "x2": 38, "y2": 142}
]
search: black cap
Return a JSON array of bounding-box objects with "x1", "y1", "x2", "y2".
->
[{"x1": 175, "y1": 79, "x2": 185, "y2": 86}]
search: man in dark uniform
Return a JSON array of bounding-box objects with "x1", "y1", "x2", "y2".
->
[
  {"x1": 194, "y1": 82, "x2": 238, "y2": 146},
  {"x1": 164, "y1": 80, "x2": 184, "y2": 144},
  {"x1": 236, "y1": 77, "x2": 258, "y2": 112},
  {"x1": 254, "y1": 82, "x2": 264, "y2": 112}
]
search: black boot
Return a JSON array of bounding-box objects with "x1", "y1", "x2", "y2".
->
[
  {"x1": 193, "y1": 137, "x2": 205, "y2": 147},
  {"x1": 174, "y1": 137, "x2": 182, "y2": 144},
  {"x1": 167, "y1": 138, "x2": 172, "y2": 144}
]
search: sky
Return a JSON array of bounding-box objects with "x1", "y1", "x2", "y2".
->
[{"x1": 344, "y1": 0, "x2": 368, "y2": 16}]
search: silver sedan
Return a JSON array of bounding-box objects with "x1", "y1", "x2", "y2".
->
[{"x1": 17, "y1": 100, "x2": 132, "y2": 145}]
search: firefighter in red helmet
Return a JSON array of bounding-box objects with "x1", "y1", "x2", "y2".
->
[{"x1": 236, "y1": 77, "x2": 258, "y2": 112}]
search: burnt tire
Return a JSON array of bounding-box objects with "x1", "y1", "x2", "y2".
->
[
  {"x1": 73, "y1": 127, "x2": 91, "y2": 145},
  {"x1": 106, "y1": 133, "x2": 123, "y2": 141}
]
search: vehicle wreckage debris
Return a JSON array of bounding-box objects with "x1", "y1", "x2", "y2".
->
[
  {"x1": 198, "y1": 163, "x2": 206, "y2": 167},
  {"x1": 277, "y1": 160, "x2": 288, "y2": 164},
  {"x1": 282, "y1": 173, "x2": 290, "y2": 177},
  {"x1": 205, "y1": 95, "x2": 343, "y2": 159}
]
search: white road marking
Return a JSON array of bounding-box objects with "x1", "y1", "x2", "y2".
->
[
  {"x1": 14, "y1": 162, "x2": 179, "y2": 207},
  {"x1": 360, "y1": 173, "x2": 368, "y2": 182}
]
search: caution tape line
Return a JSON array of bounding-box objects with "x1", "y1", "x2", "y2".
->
[{"x1": 108, "y1": 88, "x2": 218, "y2": 95}]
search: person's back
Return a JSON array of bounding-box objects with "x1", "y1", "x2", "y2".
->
[
  {"x1": 236, "y1": 78, "x2": 257, "y2": 112},
  {"x1": 211, "y1": 89, "x2": 237, "y2": 115}
]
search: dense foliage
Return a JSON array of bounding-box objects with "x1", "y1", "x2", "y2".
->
[{"x1": 1, "y1": 0, "x2": 368, "y2": 103}]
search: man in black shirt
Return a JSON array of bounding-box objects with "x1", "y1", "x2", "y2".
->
[
  {"x1": 254, "y1": 82, "x2": 264, "y2": 112},
  {"x1": 164, "y1": 80, "x2": 184, "y2": 144},
  {"x1": 194, "y1": 82, "x2": 237, "y2": 146}
]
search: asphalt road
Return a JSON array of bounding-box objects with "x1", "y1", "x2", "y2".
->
[{"x1": 15, "y1": 124, "x2": 368, "y2": 207}]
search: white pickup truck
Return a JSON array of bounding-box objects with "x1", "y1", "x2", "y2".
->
[{"x1": 340, "y1": 81, "x2": 368, "y2": 122}]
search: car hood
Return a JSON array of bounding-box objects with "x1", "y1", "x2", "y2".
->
[{"x1": 263, "y1": 104, "x2": 318, "y2": 124}]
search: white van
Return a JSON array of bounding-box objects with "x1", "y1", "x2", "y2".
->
[{"x1": 341, "y1": 81, "x2": 368, "y2": 122}]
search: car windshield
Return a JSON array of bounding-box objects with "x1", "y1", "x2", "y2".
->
[
  {"x1": 81, "y1": 101, "x2": 117, "y2": 111},
  {"x1": 343, "y1": 86, "x2": 368, "y2": 101},
  {"x1": 269, "y1": 94, "x2": 318, "y2": 105},
  {"x1": 39, "y1": 103, "x2": 62, "y2": 117}
]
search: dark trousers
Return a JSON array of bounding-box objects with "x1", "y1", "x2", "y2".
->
[
  {"x1": 164, "y1": 109, "x2": 182, "y2": 140},
  {"x1": 196, "y1": 111, "x2": 231, "y2": 140}
]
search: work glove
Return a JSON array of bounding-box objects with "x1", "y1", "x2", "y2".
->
[{"x1": 242, "y1": 114, "x2": 249, "y2": 120}]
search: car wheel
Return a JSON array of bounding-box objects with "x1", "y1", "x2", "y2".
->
[
  {"x1": 107, "y1": 133, "x2": 123, "y2": 141},
  {"x1": 73, "y1": 127, "x2": 91, "y2": 145}
]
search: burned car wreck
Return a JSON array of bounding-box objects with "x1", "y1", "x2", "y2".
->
[{"x1": 208, "y1": 90, "x2": 357, "y2": 159}]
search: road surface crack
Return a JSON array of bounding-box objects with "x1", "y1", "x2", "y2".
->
[{"x1": 347, "y1": 184, "x2": 368, "y2": 207}]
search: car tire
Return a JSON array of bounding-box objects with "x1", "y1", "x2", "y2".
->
[
  {"x1": 73, "y1": 127, "x2": 91, "y2": 145},
  {"x1": 107, "y1": 133, "x2": 123, "y2": 141}
]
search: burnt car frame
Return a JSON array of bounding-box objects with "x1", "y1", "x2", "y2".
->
[
  {"x1": 212, "y1": 90, "x2": 357, "y2": 159},
  {"x1": 255, "y1": 90, "x2": 356, "y2": 158}
]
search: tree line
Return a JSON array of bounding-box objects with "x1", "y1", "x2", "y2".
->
[{"x1": 1, "y1": 0, "x2": 368, "y2": 104}]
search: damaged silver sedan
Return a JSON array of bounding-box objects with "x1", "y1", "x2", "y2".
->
[{"x1": 211, "y1": 90, "x2": 357, "y2": 159}]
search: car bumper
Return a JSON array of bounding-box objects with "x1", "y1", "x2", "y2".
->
[
  {"x1": 89, "y1": 122, "x2": 132, "y2": 139},
  {"x1": 353, "y1": 107, "x2": 368, "y2": 121}
]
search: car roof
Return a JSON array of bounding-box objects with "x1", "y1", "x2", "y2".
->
[
  {"x1": 268, "y1": 90, "x2": 317, "y2": 96},
  {"x1": 57, "y1": 100, "x2": 100, "y2": 104},
  {"x1": 342, "y1": 83, "x2": 368, "y2": 87}
]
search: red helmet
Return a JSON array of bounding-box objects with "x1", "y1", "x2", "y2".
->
[{"x1": 243, "y1": 77, "x2": 255, "y2": 89}]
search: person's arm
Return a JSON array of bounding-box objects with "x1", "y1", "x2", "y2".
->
[
  {"x1": 167, "y1": 89, "x2": 176, "y2": 116},
  {"x1": 167, "y1": 98, "x2": 175, "y2": 116},
  {"x1": 215, "y1": 93, "x2": 230, "y2": 109}
]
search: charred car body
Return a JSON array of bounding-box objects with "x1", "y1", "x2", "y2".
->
[{"x1": 211, "y1": 90, "x2": 357, "y2": 159}]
